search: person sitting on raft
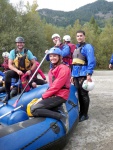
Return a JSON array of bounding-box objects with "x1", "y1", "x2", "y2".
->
[{"x1": 30, "y1": 47, "x2": 71, "y2": 133}]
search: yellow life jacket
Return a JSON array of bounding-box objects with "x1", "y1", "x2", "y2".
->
[
  {"x1": 27, "y1": 98, "x2": 39, "y2": 116},
  {"x1": 13, "y1": 49, "x2": 31, "y2": 71}
]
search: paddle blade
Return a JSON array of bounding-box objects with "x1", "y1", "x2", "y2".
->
[{"x1": 13, "y1": 99, "x2": 19, "y2": 107}]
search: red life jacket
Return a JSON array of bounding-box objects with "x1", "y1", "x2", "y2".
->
[
  {"x1": 59, "y1": 43, "x2": 76, "y2": 66},
  {"x1": 1, "y1": 59, "x2": 9, "y2": 71},
  {"x1": 31, "y1": 61, "x2": 46, "y2": 80},
  {"x1": 21, "y1": 73, "x2": 30, "y2": 92},
  {"x1": 64, "y1": 43, "x2": 76, "y2": 65}
]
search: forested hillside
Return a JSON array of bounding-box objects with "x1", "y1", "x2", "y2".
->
[
  {"x1": 0, "y1": 0, "x2": 113, "y2": 71},
  {"x1": 38, "y1": 0, "x2": 113, "y2": 27}
]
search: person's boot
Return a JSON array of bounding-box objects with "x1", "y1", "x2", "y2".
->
[
  {"x1": 2, "y1": 94, "x2": 10, "y2": 104},
  {"x1": 79, "y1": 112, "x2": 83, "y2": 119},
  {"x1": 79, "y1": 115, "x2": 89, "y2": 122}
]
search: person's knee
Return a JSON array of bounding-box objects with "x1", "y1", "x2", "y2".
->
[{"x1": 32, "y1": 82, "x2": 37, "y2": 88}]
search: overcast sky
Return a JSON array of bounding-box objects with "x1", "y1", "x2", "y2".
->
[{"x1": 9, "y1": 0, "x2": 113, "y2": 12}]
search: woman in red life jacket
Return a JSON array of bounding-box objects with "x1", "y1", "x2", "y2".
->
[
  {"x1": 29, "y1": 56, "x2": 47, "y2": 88},
  {"x1": 0, "y1": 52, "x2": 9, "y2": 86},
  {"x1": 1, "y1": 52, "x2": 10, "y2": 72},
  {"x1": 30, "y1": 47, "x2": 71, "y2": 133}
]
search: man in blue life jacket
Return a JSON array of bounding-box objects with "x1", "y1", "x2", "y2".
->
[
  {"x1": 71, "y1": 30, "x2": 96, "y2": 122},
  {"x1": 109, "y1": 54, "x2": 113, "y2": 69},
  {"x1": 2, "y1": 36, "x2": 36, "y2": 103},
  {"x1": 46, "y1": 33, "x2": 70, "y2": 66}
]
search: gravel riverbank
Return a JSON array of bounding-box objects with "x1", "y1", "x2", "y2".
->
[{"x1": 63, "y1": 70, "x2": 113, "y2": 150}]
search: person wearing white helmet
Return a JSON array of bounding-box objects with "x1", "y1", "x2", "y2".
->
[
  {"x1": 30, "y1": 47, "x2": 71, "y2": 133},
  {"x1": 46, "y1": 33, "x2": 71, "y2": 67},
  {"x1": 51, "y1": 33, "x2": 60, "y2": 39},
  {"x1": 71, "y1": 30, "x2": 96, "y2": 122},
  {"x1": 0, "y1": 52, "x2": 10, "y2": 71},
  {"x1": 2, "y1": 51, "x2": 10, "y2": 58},
  {"x1": 2, "y1": 36, "x2": 36, "y2": 103},
  {"x1": 63, "y1": 35, "x2": 76, "y2": 70},
  {"x1": 63, "y1": 35, "x2": 71, "y2": 42}
]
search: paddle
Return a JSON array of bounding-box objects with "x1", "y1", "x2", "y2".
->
[
  {"x1": 13, "y1": 53, "x2": 48, "y2": 107},
  {"x1": 0, "y1": 105, "x2": 23, "y2": 119},
  {"x1": 0, "y1": 103, "x2": 6, "y2": 108}
]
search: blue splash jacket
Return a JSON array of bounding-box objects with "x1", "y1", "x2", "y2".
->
[{"x1": 72, "y1": 43, "x2": 96, "y2": 77}]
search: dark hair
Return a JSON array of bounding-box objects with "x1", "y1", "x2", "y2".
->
[{"x1": 76, "y1": 30, "x2": 85, "y2": 36}]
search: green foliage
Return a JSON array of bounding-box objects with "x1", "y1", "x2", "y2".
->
[
  {"x1": 0, "y1": 0, "x2": 113, "y2": 71},
  {"x1": 38, "y1": 0, "x2": 113, "y2": 28}
]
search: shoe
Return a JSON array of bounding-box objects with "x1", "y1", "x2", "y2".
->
[
  {"x1": 60, "y1": 113, "x2": 69, "y2": 134},
  {"x1": 79, "y1": 115, "x2": 89, "y2": 122}
]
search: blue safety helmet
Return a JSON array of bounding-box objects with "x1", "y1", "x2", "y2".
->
[
  {"x1": 46, "y1": 47, "x2": 62, "y2": 61},
  {"x1": 33, "y1": 56, "x2": 38, "y2": 61}
]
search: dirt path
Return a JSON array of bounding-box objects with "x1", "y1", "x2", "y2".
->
[{"x1": 64, "y1": 70, "x2": 113, "y2": 150}]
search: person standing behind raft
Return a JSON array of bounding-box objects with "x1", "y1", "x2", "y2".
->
[
  {"x1": 63, "y1": 35, "x2": 76, "y2": 70},
  {"x1": 46, "y1": 34, "x2": 71, "y2": 67},
  {"x1": 109, "y1": 54, "x2": 113, "y2": 69},
  {"x1": 71, "y1": 30, "x2": 96, "y2": 122},
  {"x1": 2, "y1": 36, "x2": 36, "y2": 103},
  {"x1": 30, "y1": 47, "x2": 71, "y2": 133}
]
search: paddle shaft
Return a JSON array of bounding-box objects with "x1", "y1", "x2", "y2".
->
[
  {"x1": 0, "y1": 103, "x2": 6, "y2": 108},
  {"x1": 0, "y1": 105, "x2": 23, "y2": 119}
]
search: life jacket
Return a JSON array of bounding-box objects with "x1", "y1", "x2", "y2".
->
[
  {"x1": 72, "y1": 43, "x2": 87, "y2": 65},
  {"x1": 59, "y1": 43, "x2": 76, "y2": 66},
  {"x1": 21, "y1": 73, "x2": 31, "y2": 92},
  {"x1": 31, "y1": 61, "x2": 46, "y2": 80},
  {"x1": 1, "y1": 59, "x2": 9, "y2": 71},
  {"x1": 13, "y1": 49, "x2": 31, "y2": 71}
]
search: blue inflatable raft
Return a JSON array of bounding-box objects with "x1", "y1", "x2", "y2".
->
[{"x1": 0, "y1": 84, "x2": 79, "y2": 150}]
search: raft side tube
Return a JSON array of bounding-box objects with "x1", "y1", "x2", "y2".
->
[{"x1": 0, "y1": 104, "x2": 28, "y2": 126}]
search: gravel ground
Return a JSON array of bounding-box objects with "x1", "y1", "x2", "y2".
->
[{"x1": 64, "y1": 70, "x2": 113, "y2": 150}]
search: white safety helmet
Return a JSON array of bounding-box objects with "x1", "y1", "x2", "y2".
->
[
  {"x1": 63, "y1": 35, "x2": 71, "y2": 42},
  {"x1": 2, "y1": 52, "x2": 10, "y2": 58},
  {"x1": 82, "y1": 80, "x2": 95, "y2": 91},
  {"x1": 51, "y1": 33, "x2": 60, "y2": 39}
]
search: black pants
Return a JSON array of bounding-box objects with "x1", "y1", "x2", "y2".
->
[
  {"x1": 73, "y1": 76, "x2": 90, "y2": 116},
  {"x1": 4, "y1": 70, "x2": 19, "y2": 95},
  {"x1": 10, "y1": 87, "x2": 21, "y2": 98},
  {"x1": 29, "y1": 78, "x2": 47, "y2": 88},
  {"x1": 31, "y1": 96, "x2": 66, "y2": 120}
]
